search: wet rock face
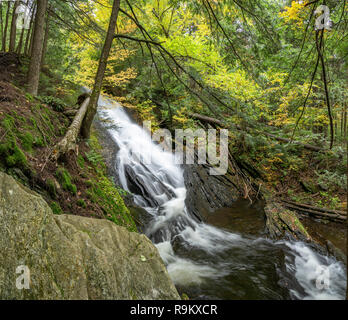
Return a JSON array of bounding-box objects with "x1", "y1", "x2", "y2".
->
[
  {"x1": 183, "y1": 164, "x2": 241, "y2": 221},
  {"x1": 0, "y1": 172, "x2": 180, "y2": 300}
]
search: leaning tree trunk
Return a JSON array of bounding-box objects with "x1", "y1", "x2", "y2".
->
[
  {"x1": 2, "y1": 1, "x2": 11, "y2": 52},
  {"x1": 27, "y1": 0, "x2": 48, "y2": 96},
  {"x1": 9, "y1": 0, "x2": 19, "y2": 52},
  {"x1": 81, "y1": 0, "x2": 120, "y2": 139},
  {"x1": 51, "y1": 97, "x2": 90, "y2": 161}
]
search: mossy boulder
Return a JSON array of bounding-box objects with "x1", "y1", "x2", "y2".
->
[{"x1": 0, "y1": 172, "x2": 179, "y2": 300}]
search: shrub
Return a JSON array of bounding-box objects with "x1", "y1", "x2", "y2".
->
[{"x1": 38, "y1": 95, "x2": 67, "y2": 112}]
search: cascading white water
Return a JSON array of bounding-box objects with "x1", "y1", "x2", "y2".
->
[{"x1": 97, "y1": 97, "x2": 346, "y2": 300}]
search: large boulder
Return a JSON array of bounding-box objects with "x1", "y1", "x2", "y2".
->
[{"x1": 0, "y1": 172, "x2": 179, "y2": 300}]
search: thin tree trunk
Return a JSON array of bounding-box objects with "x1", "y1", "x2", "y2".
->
[
  {"x1": 28, "y1": 3, "x2": 37, "y2": 58},
  {"x1": 9, "y1": 0, "x2": 19, "y2": 52},
  {"x1": 40, "y1": 10, "x2": 50, "y2": 69},
  {"x1": 24, "y1": 15, "x2": 34, "y2": 56},
  {"x1": 2, "y1": 1, "x2": 11, "y2": 52},
  {"x1": 51, "y1": 97, "x2": 90, "y2": 161},
  {"x1": 344, "y1": 105, "x2": 347, "y2": 141},
  {"x1": 16, "y1": 0, "x2": 31, "y2": 55},
  {"x1": 27, "y1": 0, "x2": 48, "y2": 96},
  {"x1": 0, "y1": 4, "x2": 3, "y2": 50},
  {"x1": 28, "y1": 24, "x2": 34, "y2": 55},
  {"x1": 16, "y1": 23, "x2": 25, "y2": 54},
  {"x1": 81, "y1": 0, "x2": 120, "y2": 139}
]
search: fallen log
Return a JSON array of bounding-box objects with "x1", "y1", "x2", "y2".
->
[
  {"x1": 51, "y1": 97, "x2": 90, "y2": 161},
  {"x1": 189, "y1": 113, "x2": 325, "y2": 152},
  {"x1": 282, "y1": 201, "x2": 346, "y2": 223},
  {"x1": 63, "y1": 109, "x2": 78, "y2": 118},
  {"x1": 282, "y1": 200, "x2": 347, "y2": 216}
]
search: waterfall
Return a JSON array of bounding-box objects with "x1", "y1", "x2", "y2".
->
[{"x1": 97, "y1": 96, "x2": 346, "y2": 300}]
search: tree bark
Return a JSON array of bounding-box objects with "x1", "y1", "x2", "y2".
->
[
  {"x1": 9, "y1": 0, "x2": 19, "y2": 52},
  {"x1": 24, "y1": 13, "x2": 34, "y2": 56},
  {"x1": 40, "y1": 10, "x2": 50, "y2": 69},
  {"x1": 27, "y1": 0, "x2": 48, "y2": 96},
  {"x1": 28, "y1": 17, "x2": 35, "y2": 56},
  {"x1": 81, "y1": 0, "x2": 120, "y2": 139},
  {"x1": 2, "y1": 1, "x2": 11, "y2": 52},
  {"x1": 51, "y1": 97, "x2": 90, "y2": 161},
  {"x1": 0, "y1": 4, "x2": 3, "y2": 50}
]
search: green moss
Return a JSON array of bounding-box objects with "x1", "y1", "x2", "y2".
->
[
  {"x1": 34, "y1": 136, "x2": 45, "y2": 147},
  {"x1": 6, "y1": 145, "x2": 27, "y2": 167},
  {"x1": 0, "y1": 141, "x2": 12, "y2": 156},
  {"x1": 77, "y1": 155, "x2": 85, "y2": 169},
  {"x1": 19, "y1": 132, "x2": 34, "y2": 152},
  {"x1": 181, "y1": 293, "x2": 190, "y2": 300},
  {"x1": 46, "y1": 178, "x2": 57, "y2": 199},
  {"x1": 50, "y1": 202, "x2": 63, "y2": 215},
  {"x1": 25, "y1": 92, "x2": 34, "y2": 102},
  {"x1": 77, "y1": 199, "x2": 86, "y2": 208},
  {"x1": 56, "y1": 167, "x2": 77, "y2": 195},
  {"x1": 85, "y1": 131, "x2": 136, "y2": 232},
  {"x1": 2, "y1": 115, "x2": 16, "y2": 132}
]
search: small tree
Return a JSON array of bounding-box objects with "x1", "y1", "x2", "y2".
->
[
  {"x1": 81, "y1": 0, "x2": 121, "y2": 139},
  {"x1": 27, "y1": 0, "x2": 48, "y2": 95}
]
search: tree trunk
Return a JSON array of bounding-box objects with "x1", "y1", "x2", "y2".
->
[
  {"x1": 16, "y1": 0, "x2": 31, "y2": 54},
  {"x1": 81, "y1": 0, "x2": 120, "y2": 139},
  {"x1": 40, "y1": 10, "x2": 50, "y2": 69},
  {"x1": 27, "y1": 0, "x2": 48, "y2": 96},
  {"x1": 344, "y1": 105, "x2": 347, "y2": 140},
  {"x1": 2, "y1": 1, "x2": 11, "y2": 52},
  {"x1": 24, "y1": 14, "x2": 34, "y2": 56},
  {"x1": 51, "y1": 97, "x2": 90, "y2": 161},
  {"x1": 28, "y1": 17, "x2": 35, "y2": 56},
  {"x1": 9, "y1": 0, "x2": 19, "y2": 52},
  {"x1": 16, "y1": 21, "x2": 26, "y2": 54},
  {"x1": 0, "y1": 4, "x2": 3, "y2": 50}
]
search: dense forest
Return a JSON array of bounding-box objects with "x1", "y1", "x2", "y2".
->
[{"x1": 0, "y1": 0, "x2": 347, "y2": 301}]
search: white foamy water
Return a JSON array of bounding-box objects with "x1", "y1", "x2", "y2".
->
[{"x1": 97, "y1": 97, "x2": 346, "y2": 300}]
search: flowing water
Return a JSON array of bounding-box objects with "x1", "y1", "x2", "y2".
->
[{"x1": 97, "y1": 96, "x2": 346, "y2": 300}]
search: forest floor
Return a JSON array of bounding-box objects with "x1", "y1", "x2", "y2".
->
[{"x1": 0, "y1": 52, "x2": 136, "y2": 232}]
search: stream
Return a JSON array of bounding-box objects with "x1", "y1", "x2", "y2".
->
[{"x1": 96, "y1": 96, "x2": 346, "y2": 300}]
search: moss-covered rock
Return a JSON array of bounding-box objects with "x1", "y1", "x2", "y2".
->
[
  {"x1": 0, "y1": 172, "x2": 180, "y2": 300},
  {"x1": 264, "y1": 201, "x2": 311, "y2": 241}
]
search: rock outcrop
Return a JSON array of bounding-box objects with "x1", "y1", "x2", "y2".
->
[
  {"x1": 183, "y1": 164, "x2": 241, "y2": 221},
  {"x1": 264, "y1": 201, "x2": 311, "y2": 241},
  {"x1": 0, "y1": 172, "x2": 180, "y2": 300}
]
